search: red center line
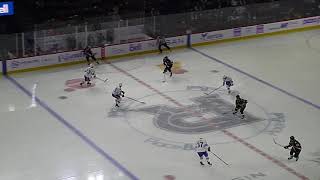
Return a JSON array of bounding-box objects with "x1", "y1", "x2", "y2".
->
[{"x1": 109, "y1": 63, "x2": 309, "y2": 180}]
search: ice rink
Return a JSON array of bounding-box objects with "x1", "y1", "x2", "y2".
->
[{"x1": 1, "y1": 29, "x2": 320, "y2": 180}]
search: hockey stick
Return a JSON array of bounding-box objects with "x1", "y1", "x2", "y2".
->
[
  {"x1": 96, "y1": 76, "x2": 108, "y2": 82},
  {"x1": 222, "y1": 110, "x2": 234, "y2": 115},
  {"x1": 204, "y1": 85, "x2": 223, "y2": 95},
  {"x1": 273, "y1": 138, "x2": 285, "y2": 148},
  {"x1": 209, "y1": 151, "x2": 229, "y2": 166},
  {"x1": 125, "y1": 96, "x2": 146, "y2": 104}
]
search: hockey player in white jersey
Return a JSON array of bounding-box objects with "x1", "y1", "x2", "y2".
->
[
  {"x1": 80, "y1": 64, "x2": 96, "y2": 86},
  {"x1": 112, "y1": 83, "x2": 125, "y2": 107},
  {"x1": 195, "y1": 138, "x2": 212, "y2": 166},
  {"x1": 223, "y1": 75, "x2": 233, "y2": 94}
]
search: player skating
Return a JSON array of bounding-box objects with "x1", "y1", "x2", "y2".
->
[
  {"x1": 83, "y1": 46, "x2": 99, "y2": 65},
  {"x1": 284, "y1": 136, "x2": 302, "y2": 161},
  {"x1": 112, "y1": 83, "x2": 125, "y2": 107},
  {"x1": 80, "y1": 64, "x2": 96, "y2": 86},
  {"x1": 223, "y1": 75, "x2": 233, "y2": 94},
  {"x1": 157, "y1": 36, "x2": 171, "y2": 54},
  {"x1": 163, "y1": 56, "x2": 173, "y2": 77},
  {"x1": 195, "y1": 138, "x2": 212, "y2": 166},
  {"x1": 233, "y1": 95, "x2": 247, "y2": 119}
]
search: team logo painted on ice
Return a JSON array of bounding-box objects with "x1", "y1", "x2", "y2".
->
[
  {"x1": 64, "y1": 78, "x2": 95, "y2": 92},
  {"x1": 157, "y1": 61, "x2": 188, "y2": 74},
  {"x1": 137, "y1": 94, "x2": 260, "y2": 134}
]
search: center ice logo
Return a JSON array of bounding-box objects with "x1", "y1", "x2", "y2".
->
[
  {"x1": 116, "y1": 86, "x2": 286, "y2": 150},
  {"x1": 136, "y1": 94, "x2": 261, "y2": 134}
]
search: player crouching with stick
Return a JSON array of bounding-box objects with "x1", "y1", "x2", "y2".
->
[{"x1": 284, "y1": 136, "x2": 302, "y2": 161}]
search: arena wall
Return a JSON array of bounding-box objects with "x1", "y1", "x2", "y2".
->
[{"x1": 2, "y1": 16, "x2": 319, "y2": 74}]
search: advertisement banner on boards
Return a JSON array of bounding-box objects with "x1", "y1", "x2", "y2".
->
[
  {"x1": 256, "y1": 24, "x2": 264, "y2": 34},
  {"x1": 241, "y1": 26, "x2": 256, "y2": 36},
  {"x1": 265, "y1": 22, "x2": 289, "y2": 33},
  {"x1": 106, "y1": 44, "x2": 129, "y2": 57},
  {"x1": 6, "y1": 48, "x2": 101, "y2": 72},
  {"x1": 7, "y1": 56, "x2": 57, "y2": 71},
  {"x1": 129, "y1": 42, "x2": 143, "y2": 52},
  {"x1": 57, "y1": 50, "x2": 84, "y2": 63},
  {"x1": 233, "y1": 28, "x2": 242, "y2": 37},
  {"x1": 106, "y1": 39, "x2": 158, "y2": 57},
  {"x1": 192, "y1": 29, "x2": 233, "y2": 44},
  {"x1": 165, "y1": 36, "x2": 187, "y2": 47},
  {"x1": 302, "y1": 16, "x2": 319, "y2": 26}
]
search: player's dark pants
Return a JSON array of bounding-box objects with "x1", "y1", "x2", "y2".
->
[
  {"x1": 163, "y1": 66, "x2": 172, "y2": 74},
  {"x1": 86, "y1": 54, "x2": 98, "y2": 64},
  {"x1": 290, "y1": 148, "x2": 301, "y2": 158},
  {"x1": 81, "y1": 76, "x2": 91, "y2": 86},
  {"x1": 112, "y1": 94, "x2": 121, "y2": 99},
  {"x1": 197, "y1": 152, "x2": 209, "y2": 159},
  {"x1": 158, "y1": 43, "x2": 171, "y2": 53},
  {"x1": 234, "y1": 105, "x2": 246, "y2": 114},
  {"x1": 84, "y1": 76, "x2": 90, "y2": 82},
  {"x1": 226, "y1": 81, "x2": 232, "y2": 87}
]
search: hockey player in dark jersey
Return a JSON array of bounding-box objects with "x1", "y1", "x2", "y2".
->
[
  {"x1": 83, "y1": 46, "x2": 99, "y2": 65},
  {"x1": 163, "y1": 56, "x2": 173, "y2": 77},
  {"x1": 284, "y1": 136, "x2": 302, "y2": 161},
  {"x1": 157, "y1": 36, "x2": 171, "y2": 53},
  {"x1": 233, "y1": 95, "x2": 247, "y2": 119}
]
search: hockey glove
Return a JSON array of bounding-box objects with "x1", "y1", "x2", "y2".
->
[{"x1": 208, "y1": 147, "x2": 211, "y2": 152}]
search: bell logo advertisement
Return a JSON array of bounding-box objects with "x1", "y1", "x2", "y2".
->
[{"x1": 0, "y1": 1, "x2": 14, "y2": 16}]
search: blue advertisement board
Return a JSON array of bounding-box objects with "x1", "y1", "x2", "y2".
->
[{"x1": 0, "y1": 1, "x2": 14, "y2": 16}]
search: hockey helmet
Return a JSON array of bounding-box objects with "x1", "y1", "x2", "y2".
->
[
  {"x1": 290, "y1": 136, "x2": 295, "y2": 140},
  {"x1": 236, "y1": 95, "x2": 240, "y2": 99},
  {"x1": 89, "y1": 63, "x2": 94, "y2": 68},
  {"x1": 119, "y1": 83, "x2": 122, "y2": 88}
]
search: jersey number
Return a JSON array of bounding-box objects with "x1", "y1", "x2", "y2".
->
[{"x1": 198, "y1": 142, "x2": 203, "y2": 147}]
